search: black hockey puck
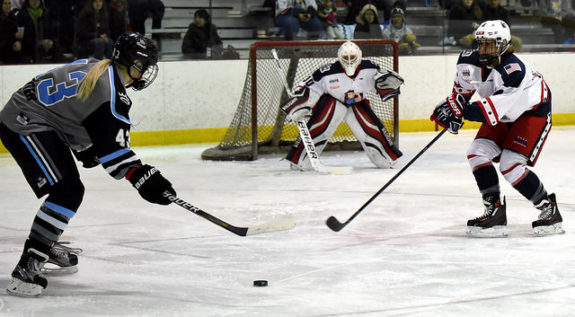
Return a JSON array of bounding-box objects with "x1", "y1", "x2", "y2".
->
[{"x1": 253, "y1": 280, "x2": 268, "y2": 287}]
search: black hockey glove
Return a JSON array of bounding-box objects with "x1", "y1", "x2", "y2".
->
[
  {"x1": 126, "y1": 164, "x2": 176, "y2": 205},
  {"x1": 430, "y1": 94, "x2": 466, "y2": 134},
  {"x1": 72, "y1": 147, "x2": 99, "y2": 168}
]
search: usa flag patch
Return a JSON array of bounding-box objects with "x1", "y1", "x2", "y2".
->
[{"x1": 504, "y1": 63, "x2": 522, "y2": 74}]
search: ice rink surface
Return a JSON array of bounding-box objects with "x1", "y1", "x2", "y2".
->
[{"x1": 0, "y1": 128, "x2": 574, "y2": 317}]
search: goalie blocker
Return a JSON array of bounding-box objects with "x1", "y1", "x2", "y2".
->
[{"x1": 283, "y1": 41, "x2": 404, "y2": 171}]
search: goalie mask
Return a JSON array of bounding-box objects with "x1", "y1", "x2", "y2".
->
[
  {"x1": 112, "y1": 32, "x2": 159, "y2": 90},
  {"x1": 338, "y1": 41, "x2": 362, "y2": 76},
  {"x1": 474, "y1": 20, "x2": 511, "y2": 67}
]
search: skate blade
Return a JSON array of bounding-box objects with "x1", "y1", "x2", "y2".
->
[
  {"x1": 42, "y1": 264, "x2": 78, "y2": 275},
  {"x1": 466, "y1": 225, "x2": 508, "y2": 238},
  {"x1": 6, "y1": 278, "x2": 44, "y2": 297},
  {"x1": 533, "y1": 223, "x2": 565, "y2": 237}
]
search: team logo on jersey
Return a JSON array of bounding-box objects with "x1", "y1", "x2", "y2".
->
[
  {"x1": 462, "y1": 69, "x2": 470, "y2": 77},
  {"x1": 118, "y1": 92, "x2": 131, "y2": 105},
  {"x1": 461, "y1": 49, "x2": 473, "y2": 57},
  {"x1": 16, "y1": 113, "x2": 30, "y2": 126},
  {"x1": 512, "y1": 136, "x2": 528, "y2": 147},
  {"x1": 36, "y1": 177, "x2": 47, "y2": 188},
  {"x1": 329, "y1": 79, "x2": 339, "y2": 83}
]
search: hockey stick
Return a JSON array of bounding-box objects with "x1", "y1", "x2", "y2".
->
[
  {"x1": 326, "y1": 129, "x2": 448, "y2": 232},
  {"x1": 270, "y1": 49, "x2": 352, "y2": 175},
  {"x1": 165, "y1": 192, "x2": 296, "y2": 236}
]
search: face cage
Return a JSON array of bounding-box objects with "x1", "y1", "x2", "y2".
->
[
  {"x1": 474, "y1": 38, "x2": 508, "y2": 66},
  {"x1": 341, "y1": 54, "x2": 359, "y2": 75},
  {"x1": 130, "y1": 63, "x2": 159, "y2": 91}
]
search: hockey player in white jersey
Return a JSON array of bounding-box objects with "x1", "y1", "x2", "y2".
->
[
  {"x1": 430, "y1": 20, "x2": 563, "y2": 237},
  {"x1": 281, "y1": 41, "x2": 404, "y2": 170},
  {"x1": 0, "y1": 32, "x2": 177, "y2": 296}
]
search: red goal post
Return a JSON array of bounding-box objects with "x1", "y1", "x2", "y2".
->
[{"x1": 202, "y1": 40, "x2": 399, "y2": 161}]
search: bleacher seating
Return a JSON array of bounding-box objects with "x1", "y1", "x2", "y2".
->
[{"x1": 155, "y1": 0, "x2": 574, "y2": 60}]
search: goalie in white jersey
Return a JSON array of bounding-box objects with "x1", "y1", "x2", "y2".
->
[
  {"x1": 430, "y1": 20, "x2": 563, "y2": 237},
  {"x1": 281, "y1": 41, "x2": 404, "y2": 170},
  {"x1": 0, "y1": 32, "x2": 177, "y2": 296}
]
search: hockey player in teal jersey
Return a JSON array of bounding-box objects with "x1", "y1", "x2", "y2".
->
[{"x1": 0, "y1": 32, "x2": 177, "y2": 297}]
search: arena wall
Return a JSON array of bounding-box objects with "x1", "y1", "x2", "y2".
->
[{"x1": 0, "y1": 53, "x2": 573, "y2": 149}]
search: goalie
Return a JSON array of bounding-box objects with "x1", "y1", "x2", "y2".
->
[{"x1": 281, "y1": 41, "x2": 404, "y2": 170}]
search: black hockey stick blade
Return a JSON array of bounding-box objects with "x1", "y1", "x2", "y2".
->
[
  {"x1": 165, "y1": 193, "x2": 296, "y2": 236},
  {"x1": 326, "y1": 129, "x2": 447, "y2": 232}
]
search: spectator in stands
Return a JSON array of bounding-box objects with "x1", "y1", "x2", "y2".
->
[
  {"x1": 181, "y1": 9, "x2": 222, "y2": 59},
  {"x1": 75, "y1": 0, "x2": 113, "y2": 59},
  {"x1": 10, "y1": 0, "x2": 20, "y2": 9},
  {"x1": 17, "y1": 0, "x2": 64, "y2": 63},
  {"x1": 382, "y1": 6, "x2": 419, "y2": 54},
  {"x1": 481, "y1": 0, "x2": 522, "y2": 51},
  {"x1": 539, "y1": 0, "x2": 575, "y2": 44},
  {"x1": 275, "y1": 0, "x2": 323, "y2": 40},
  {"x1": 128, "y1": 0, "x2": 164, "y2": 36},
  {"x1": 109, "y1": 0, "x2": 128, "y2": 42},
  {"x1": 446, "y1": 0, "x2": 483, "y2": 48},
  {"x1": 318, "y1": 0, "x2": 344, "y2": 39},
  {"x1": 353, "y1": 3, "x2": 383, "y2": 39},
  {"x1": 344, "y1": 0, "x2": 393, "y2": 25},
  {"x1": 0, "y1": 0, "x2": 23, "y2": 63},
  {"x1": 44, "y1": 0, "x2": 75, "y2": 55}
]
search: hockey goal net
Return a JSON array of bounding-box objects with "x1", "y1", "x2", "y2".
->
[{"x1": 201, "y1": 40, "x2": 399, "y2": 161}]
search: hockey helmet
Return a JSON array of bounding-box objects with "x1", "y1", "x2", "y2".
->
[
  {"x1": 112, "y1": 32, "x2": 159, "y2": 90},
  {"x1": 474, "y1": 20, "x2": 511, "y2": 66},
  {"x1": 338, "y1": 41, "x2": 362, "y2": 76}
]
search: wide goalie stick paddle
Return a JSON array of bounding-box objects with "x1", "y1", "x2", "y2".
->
[
  {"x1": 326, "y1": 129, "x2": 447, "y2": 232},
  {"x1": 165, "y1": 193, "x2": 295, "y2": 236},
  {"x1": 271, "y1": 49, "x2": 352, "y2": 175}
]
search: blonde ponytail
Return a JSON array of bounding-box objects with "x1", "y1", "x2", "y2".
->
[{"x1": 77, "y1": 59, "x2": 114, "y2": 101}]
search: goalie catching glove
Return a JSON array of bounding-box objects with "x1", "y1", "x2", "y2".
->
[
  {"x1": 126, "y1": 164, "x2": 176, "y2": 205},
  {"x1": 280, "y1": 86, "x2": 312, "y2": 123},
  {"x1": 430, "y1": 93, "x2": 467, "y2": 134},
  {"x1": 374, "y1": 70, "x2": 404, "y2": 102}
]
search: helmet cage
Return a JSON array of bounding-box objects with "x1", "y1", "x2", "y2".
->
[
  {"x1": 473, "y1": 20, "x2": 511, "y2": 66},
  {"x1": 112, "y1": 32, "x2": 159, "y2": 90},
  {"x1": 338, "y1": 41, "x2": 362, "y2": 76}
]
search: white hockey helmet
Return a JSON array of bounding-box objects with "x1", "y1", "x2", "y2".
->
[
  {"x1": 474, "y1": 20, "x2": 511, "y2": 65},
  {"x1": 338, "y1": 41, "x2": 362, "y2": 76}
]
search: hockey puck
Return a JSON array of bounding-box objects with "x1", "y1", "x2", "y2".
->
[{"x1": 253, "y1": 280, "x2": 268, "y2": 287}]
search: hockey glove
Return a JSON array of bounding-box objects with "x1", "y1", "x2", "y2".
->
[
  {"x1": 126, "y1": 164, "x2": 176, "y2": 205},
  {"x1": 280, "y1": 87, "x2": 312, "y2": 123},
  {"x1": 72, "y1": 147, "x2": 99, "y2": 168},
  {"x1": 374, "y1": 70, "x2": 404, "y2": 102},
  {"x1": 430, "y1": 94, "x2": 467, "y2": 134}
]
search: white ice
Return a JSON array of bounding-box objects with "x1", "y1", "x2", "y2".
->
[{"x1": 1, "y1": 128, "x2": 574, "y2": 317}]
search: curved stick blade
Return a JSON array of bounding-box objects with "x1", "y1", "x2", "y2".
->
[{"x1": 326, "y1": 216, "x2": 345, "y2": 232}]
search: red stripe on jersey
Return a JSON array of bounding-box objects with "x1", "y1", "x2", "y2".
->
[{"x1": 471, "y1": 161, "x2": 492, "y2": 172}]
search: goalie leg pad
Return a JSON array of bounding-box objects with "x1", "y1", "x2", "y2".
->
[
  {"x1": 346, "y1": 101, "x2": 402, "y2": 168},
  {"x1": 286, "y1": 97, "x2": 344, "y2": 169}
]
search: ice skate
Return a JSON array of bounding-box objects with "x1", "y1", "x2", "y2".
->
[
  {"x1": 42, "y1": 242, "x2": 82, "y2": 275},
  {"x1": 467, "y1": 196, "x2": 507, "y2": 237},
  {"x1": 6, "y1": 241, "x2": 49, "y2": 297},
  {"x1": 532, "y1": 193, "x2": 565, "y2": 236}
]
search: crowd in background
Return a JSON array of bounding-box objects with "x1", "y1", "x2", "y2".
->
[
  {"x1": 0, "y1": 0, "x2": 164, "y2": 64},
  {"x1": 2, "y1": 0, "x2": 574, "y2": 63}
]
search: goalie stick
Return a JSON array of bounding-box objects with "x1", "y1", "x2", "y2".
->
[
  {"x1": 165, "y1": 192, "x2": 296, "y2": 236},
  {"x1": 271, "y1": 48, "x2": 352, "y2": 175},
  {"x1": 326, "y1": 129, "x2": 447, "y2": 232}
]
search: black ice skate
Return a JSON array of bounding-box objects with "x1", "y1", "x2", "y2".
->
[
  {"x1": 6, "y1": 241, "x2": 49, "y2": 297},
  {"x1": 467, "y1": 196, "x2": 507, "y2": 237},
  {"x1": 532, "y1": 193, "x2": 565, "y2": 236},
  {"x1": 42, "y1": 242, "x2": 82, "y2": 275}
]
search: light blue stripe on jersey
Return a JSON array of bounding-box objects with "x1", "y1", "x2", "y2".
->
[
  {"x1": 19, "y1": 135, "x2": 54, "y2": 185},
  {"x1": 108, "y1": 65, "x2": 130, "y2": 124},
  {"x1": 98, "y1": 148, "x2": 132, "y2": 164},
  {"x1": 44, "y1": 202, "x2": 76, "y2": 218}
]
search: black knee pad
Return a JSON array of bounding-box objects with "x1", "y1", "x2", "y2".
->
[{"x1": 46, "y1": 177, "x2": 85, "y2": 212}]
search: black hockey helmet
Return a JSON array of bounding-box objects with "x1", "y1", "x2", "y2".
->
[{"x1": 112, "y1": 32, "x2": 159, "y2": 90}]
